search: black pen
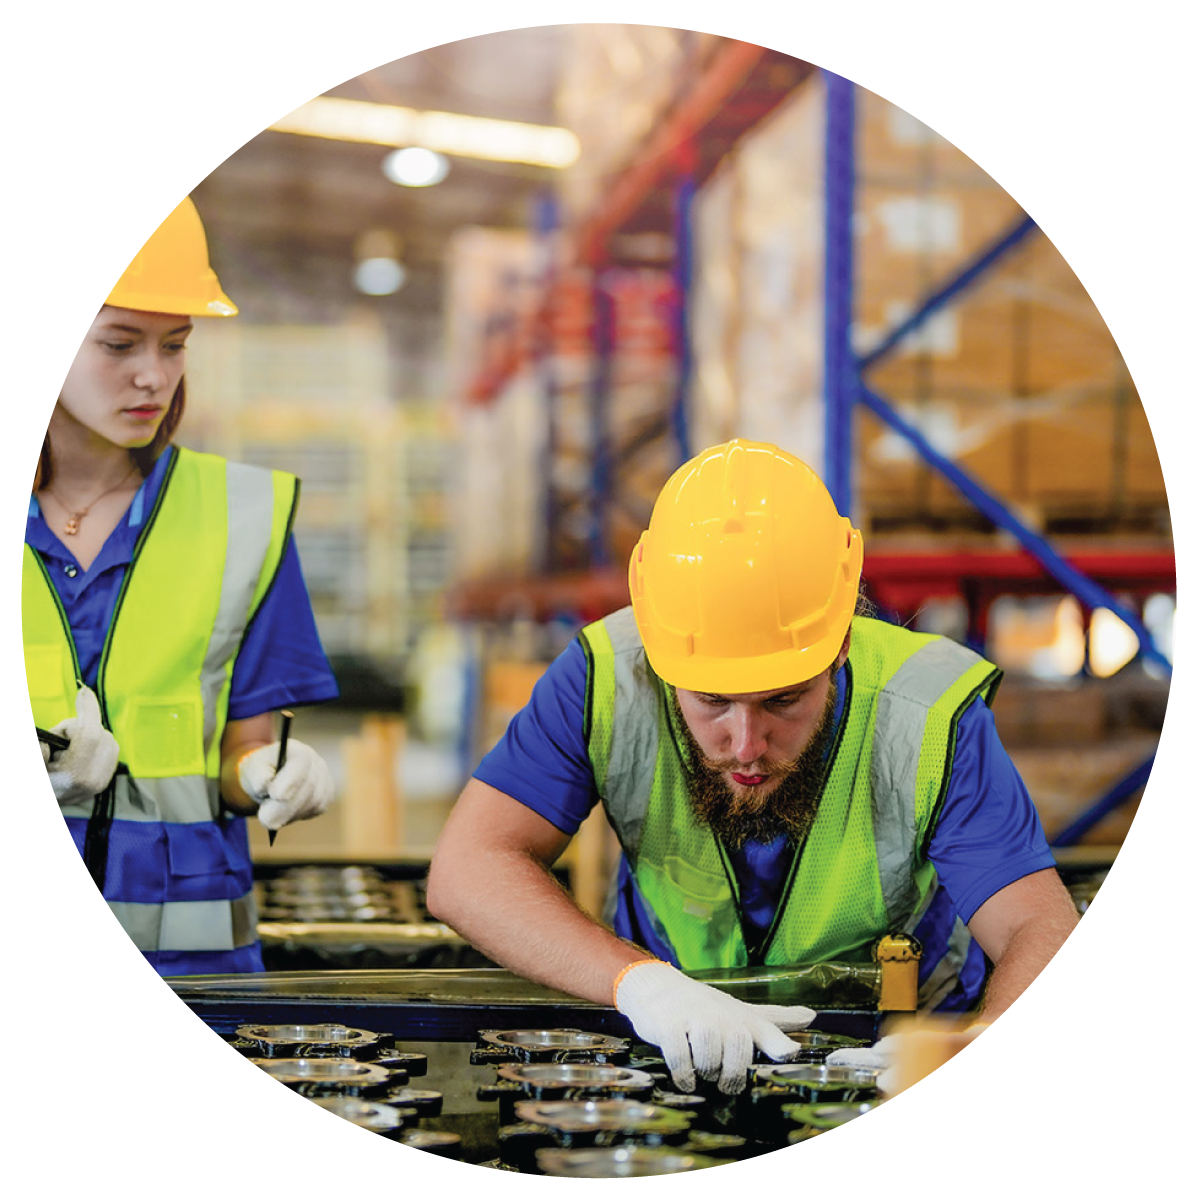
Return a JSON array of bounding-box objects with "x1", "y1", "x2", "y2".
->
[
  {"x1": 267, "y1": 710, "x2": 293, "y2": 847},
  {"x1": 36, "y1": 727, "x2": 71, "y2": 753}
]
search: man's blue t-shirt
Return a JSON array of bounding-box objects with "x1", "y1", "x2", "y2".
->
[{"x1": 474, "y1": 635, "x2": 1057, "y2": 1008}]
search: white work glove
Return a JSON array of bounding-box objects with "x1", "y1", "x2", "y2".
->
[
  {"x1": 825, "y1": 1038, "x2": 895, "y2": 1072},
  {"x1": 237, "y1": 740, "x2": 335, "y2": 831},
  {"x1": 614, "y1": 960, "x2": 815, "y2": 1094},
  {"x1": 44, "y1": 686, "x2": 120, "y2": 805},
  {"x1": 827, "y1": 1024, "x2": 988, "y2": 1095}
]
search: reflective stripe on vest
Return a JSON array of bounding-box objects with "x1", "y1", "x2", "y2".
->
[
  {"x1": 23, "y1": 447, "x2": 297, "y2": 955},
  {"x1": 582, "y1": 609, "x2": 1001, "y2": 1001},
  {"x1": 108, "y1": 893, "x2": 259, "y2": 953}
]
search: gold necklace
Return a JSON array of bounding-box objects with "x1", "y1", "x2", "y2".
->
[{"x1": 42, "y1": 463, "x2": 140, "y2": 536}]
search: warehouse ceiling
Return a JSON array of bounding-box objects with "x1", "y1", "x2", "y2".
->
[{"x1": 191, "y1": 26, "x2": 568, "y2": 326}]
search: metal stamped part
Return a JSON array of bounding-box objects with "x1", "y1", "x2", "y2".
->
[
  {"x1": 514, "y1": 1099, "x2": 693, "y2": 1136},
  {"x1": 497, "y1": 1063, "x2": 657, "y2": 1096},
  {"x1": 235, "y1": 1023, "x2": 384, "y2": 1058},
  {"x1": 250, "y1": 1056, "x2": 394, "y2": 1097},
  {"x1": 777, "y1": 1029, "x2": 871, "y2": 1061},
  {"x1": 536, "y1": 1146, "x2": 726, "y2": 1177},
  {"x1": 754, "y1": 1063, "x2": 882, "y2": 1090},
  {"x1": 310, "y1": 1096, "x2": 418, "y2": 1136},
  {"x1": 477, "y1": 1028, "x2": 630, "y2": 1063},
  {"x1": 782, "y1": 1100, "x2": 881, "y2": 1131}
]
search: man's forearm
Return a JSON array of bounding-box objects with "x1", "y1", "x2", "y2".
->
[
  {"x1": 427, "y1": 782, "x2": 655, "y2": 1005},
  {"x1": 428, "y1": 839, "x2": 652, "y2": 1005}
]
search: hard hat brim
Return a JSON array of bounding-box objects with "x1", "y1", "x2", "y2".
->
[
  {"x1": 642, "y1": 618, "x2": 852, "y2": 695},
  {"x1": 105, "y1": 290, "x2": 238, "y2": 318}
]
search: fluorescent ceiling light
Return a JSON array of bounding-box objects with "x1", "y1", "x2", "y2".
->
[
  {"x1": 383, "y1": 147, "x2": 450, "y2": 187},
  {"x1": 271, "y1": 96, "x2": 580, "y2": 169}
]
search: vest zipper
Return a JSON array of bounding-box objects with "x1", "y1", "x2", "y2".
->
[
  {"x1": 750, "y1": 662, "x2": 855, "y2": 965},
  {"x1": 80, "y1": 448, "x2": 177, "y2": 892},
  {"x1": 29, "y1": 549, "x2": 84, "y2": 686},
  {"x1": 95, "y1": 446, "x2": 178, "y2": 729}
]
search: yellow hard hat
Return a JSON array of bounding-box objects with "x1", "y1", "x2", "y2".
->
[
  {"x1": 629, "y1": 439, "x2": 864, "y2": 693},
  {"x1": 106, "y1": 196, "x2": 237, "y2": 317}
]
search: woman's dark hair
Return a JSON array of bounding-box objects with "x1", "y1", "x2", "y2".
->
[{"x1": 33, "y1": 378, "x2": 186, "y2": 492}]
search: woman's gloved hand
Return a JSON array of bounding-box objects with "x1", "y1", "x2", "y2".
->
[
  {"x1": 45, "y1": 686, "x2": 120, "y2": 804},
  {"x1": 614, "y1": 959, "x2": 815, "y2": 1094},
  {"x1": 237, "y1": 740, "x2": 335, "y2": 831}
]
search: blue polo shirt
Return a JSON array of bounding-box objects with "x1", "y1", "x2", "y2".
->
[
  {"x1": 475, "y1": 635, "x2": 1057, "y2": 1010},
  {"x1": 27, "y1": 444, "x2": 339, "y2": 718}
]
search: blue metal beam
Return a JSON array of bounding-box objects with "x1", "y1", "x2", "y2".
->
[
  {"x1": 534, "y1": 190, "x2": 559, "y2": 574},
  {"x1": 858, "y1": 384, "x2": 1172, "y2": 673},
  {"x1": 589, "y1": 272, "x2": 614, "y2": 568},
  {"x1": 859, "y1": 213, "x2": 1039, "y2": 372},
  {"x1": 1049, "y1": 753, "x2": 1155, "y2": 846},
  {"x1": 816, "y1": 80, "x2": 1168, "y2": 848},
  {"x1": 672, "y1": 174, "x2": 696, "y2": 465},
  {"x1": 822, "y1": 70, "x2": 858, "y2": 513}
]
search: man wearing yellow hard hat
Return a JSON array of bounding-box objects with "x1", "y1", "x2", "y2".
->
[
  {"x1": 428, "y1": 438, "x2": 1079, "y2": 1093},
  {"x1": 25, "y1": 198, "x2": 339, "y2": 975}
]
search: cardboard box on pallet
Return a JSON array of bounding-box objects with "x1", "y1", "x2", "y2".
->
[
  {"x1": 990, "y1": 679, "x2": 1109, "y2": 747},
  {"x1": 556, "y1": 25, "x2": 729, "y2": 228},
  {"x1": 850, "y1": 86, "x2": 1167, "y2": 534},
  {"x1": 686, "y1": 68, "x2": 1167, "y2": 536}
]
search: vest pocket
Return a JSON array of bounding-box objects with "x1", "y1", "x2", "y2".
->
[
  {"x1": 662, "y1": 854, "x2": 729, "y2": 920},
  {"x1": 127, "y1": 697, "x2": 205, "y2": 775},
  {"x1": 164, "y1": 822, "x2": 232, "y2": 879},
  {"x1": 25, "y1": 643, "x2": 69, "y2": 703}
]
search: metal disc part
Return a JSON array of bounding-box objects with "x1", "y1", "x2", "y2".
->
[
  {"x1": 536, "y1": 1146, "x2": 727, "y2": 1177},
  {"x1": 755, "y1": 1063, "x2": 881, "y2": 1088},
  {"x1": 775, "y1": 1030, "x2": 871, "y2": 1062},
  {"x1": 250, "y1": 1057, "x2": 395, "y2": 1097},
  {"x1": 310, "y1": 1096, "x2": 419, "y2": 1137},
  {"x1": 513, "y1": 1099, "x2": 693, "y2": 1136},
  {"x1": 782, "y1": 1100, "x2": 881, "y2": 1131},
  {"x1": 235, "y1": 1023, "x2": 385, "y2": 1059},
  {"x1": 477, "y1": 1028, "x2": 630, "y2": 1063},
  {"x1": 753, "y1": 1063, "x2": 881, "y2": 1101},
  {"x1": 496, "y1": 1063, "x2": 657, "y2": 1098}
]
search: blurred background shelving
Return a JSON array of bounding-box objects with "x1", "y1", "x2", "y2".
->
[{"x1": 156, "y1": 23, "x2": 1170, "y2": 878}]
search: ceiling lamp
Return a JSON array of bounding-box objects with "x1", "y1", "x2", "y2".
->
[
  {"x1": 271, "y1": 96, "x2": 580, "y2": 170},
  {"x1": 383, "y1": 147, "x2": 450, "y2": 187},
  {"x1": 353, "y1": 230, "x2": 406, "y2": 296},
  {"x1": 354, "y1": 257, "x2": 407, "y2": 296}
]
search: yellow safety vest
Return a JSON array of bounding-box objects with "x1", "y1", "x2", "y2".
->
[
  {"x1": 581, "y1": 609, "x2": 1001, "y2": 1006},
  {"x1": 23, "y1": 446, "x2": 297, "y2": 964}
]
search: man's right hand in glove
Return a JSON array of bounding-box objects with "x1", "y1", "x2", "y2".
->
[
  {"x1": 614, "y1": 958, "x2": 815, "y2": 1094},
  {"x1": 44, "y1": 686, "x2": 120, "y2": 805}
]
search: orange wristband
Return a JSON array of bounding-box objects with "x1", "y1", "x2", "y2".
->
[{"x1": 611, "y1": 958, "x2": 663, "y2": 1008}]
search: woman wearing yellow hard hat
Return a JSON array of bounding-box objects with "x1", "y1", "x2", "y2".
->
[{"x1": 23, "y1": 196, "x2": 340, "y2": 976}]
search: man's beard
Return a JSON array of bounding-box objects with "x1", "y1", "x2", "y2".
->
[{"x1": 674, "y1": 682, "x2": 838, "y2": 852}]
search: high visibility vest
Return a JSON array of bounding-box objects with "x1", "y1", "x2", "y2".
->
[
  {"x1": 23, "y1": 447, "x2": 297, "y2": 973},
  {"x1": 581, "y1": 609, "x2": 1002, "y2": 1006}
]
